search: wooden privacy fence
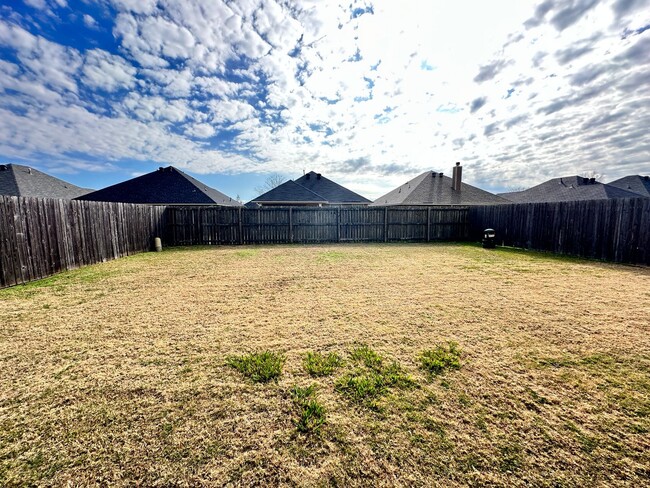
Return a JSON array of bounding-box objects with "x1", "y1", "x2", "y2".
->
[
  {"x1": 468, "y1": 198, "x2": 650, "y2": 265},
  {"x1": 0, "y1": 196, "x2": 165, "y2": 288},
  {"x1": 2, "y1": 196, "x2": 648, "y2": 288},
  {"x1": 164, "y1": 206, "x2": 470, "y2": 245}
]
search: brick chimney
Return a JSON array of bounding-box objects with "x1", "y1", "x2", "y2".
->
[{"x1": 452, "y1": 162, "x2": 462, "y2": 191}]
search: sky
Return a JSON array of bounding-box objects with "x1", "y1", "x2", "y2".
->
[{"x1": 0, "y1": 0, "x2": 649, "y2": 202}]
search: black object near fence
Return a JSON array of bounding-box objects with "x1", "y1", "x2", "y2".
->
[{"x1": 1, "y1": 196, "x2": 648, "y2": 288}]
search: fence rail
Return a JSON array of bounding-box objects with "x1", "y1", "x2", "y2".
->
[
  {"x1": 0, "y1": 196, "x2": 165, "y2": 288},
  {"x1": 468, "y1": 198, "x2": 650, "y2": 265},
  {"x1": 164, "y1": 206, "x2": 469, "y2": 245}
]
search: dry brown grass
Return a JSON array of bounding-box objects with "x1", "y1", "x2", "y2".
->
[{"x1": 1, "y1": 243, "x2": 649, "y2": 487}]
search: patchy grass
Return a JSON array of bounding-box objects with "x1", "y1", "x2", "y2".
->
[
  {"x1": 336, "y1": 345, "x2": 417, "y2": 407},
  {"x1": 226, "y1": 351, "x2": 285, "y2": 383},
  {"x1": 419, "y1": 341, "x2": 462, "y2": 376},
  {"x1": 1, "y1": 243, "x2": 649, "y2": 486},
  {"x1": 290, "y1": 385, "x2": 327, "y2": 434},
  {"x1": 304, "y1": 351, "x2": 343, "y2": 376}
]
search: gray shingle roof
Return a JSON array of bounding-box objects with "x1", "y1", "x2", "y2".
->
[
  {"x1": 0, "y1": 163, "x2": 92, "y2": 199},
  {"x1": 249, "y1": 171, "x2": 371, "y2": 205},
  {"x1": 498, "y1": 176, "x2": 640, "y2": 203},
  {"x1": 293, "y1": 171, "x2": 371, "y2": 204},
  {"x1": 252, "y1": 180, "x2": 329, "y2": 204},
  {"x1": 607, "y1": 175, "x2": 650, "y2": 198},
  {"x1": 370, "y1": 171, "x2": 508, "y2": 206},
  {"x1": 77, "y1": 166, "x2": 242, "y2": 206}
]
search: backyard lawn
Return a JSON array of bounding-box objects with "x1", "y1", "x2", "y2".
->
[{"x1": 1, "y1": 243, "x2": 649, "y2": 487}]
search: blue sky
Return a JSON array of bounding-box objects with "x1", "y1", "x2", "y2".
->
[{"x1": 0, "y1": 0, "x2": 649, "y2": 202}]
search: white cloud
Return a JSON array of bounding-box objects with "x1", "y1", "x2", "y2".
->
[
  {"x1": 81, "y1": 49, "x2": 136, "y2": 92},
  {"x1": 185, "y1": 123, "x2": 216, "y2": 138},
  {"x1": 110, "y1": 0, "x2": 158, "y2": 15},
  {"x1": 83, "y1": 14, "x2": 99, "y2": 29},
  {"x1": 23, "y1": 0, "x2": 48, "y2": 9},
  {"x1": 0, "y1": 21, "x2": 81, "y2": 94}
]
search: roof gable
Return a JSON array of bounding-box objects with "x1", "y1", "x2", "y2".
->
[
  {"x1": 0, "y1": 163, "x2": 92, "y2": 199},
  {"x1": 499, "y1": 176, "x2": 641, "y2": 203},
  {"x1": 371, "y1": 171, "x2": 508, "y2": 206},
  {"x1": 251, "y1": 179, "x2": 328, "y2": 203},
  {"x1": 607, "y1": 175, "x2": 650, "y2": 197},
  {"x1": 293, "y1": 171, "x2": 371, "y2": 203},
  {"x1": 77, "y1": 166, "x2": 242, "y2": 205}
]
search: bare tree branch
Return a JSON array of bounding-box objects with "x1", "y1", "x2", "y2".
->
[{"x1": 255, "y1": 174, "x2": 286, "y2": 196}]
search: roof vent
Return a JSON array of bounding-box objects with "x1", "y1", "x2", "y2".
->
[
  {"x1": 439, "y1": 172, "x2": 443, "y2": 177},
  {"x1": 644, "y1": 176, "x2": 649, "y2": 181},
  {"x1": 583, "y1": 177, "x2": 589, "y2": 184},
  {"x1": 28, "y1": 168, "x2": 32, "y2": 174},
  {"x1": 317, "y1": 173, "x2": 321, "y2": 180},
  {"x1": 589, "y1": 178, "x2": 595, "y2": 184},
  {"x1": 158, "y1": 167, "x2": 164, "y2": 171},
  {"x1": 0, "y1": 164, "x2": 6, "y2": 171}
]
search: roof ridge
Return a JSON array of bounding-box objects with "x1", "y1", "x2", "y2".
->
[
  {"x1": 292, "y1": 178, "x2": 331, "y2": 200},
  {"x1": 169, "y1": 166, "x2": 240, "y2": 205}
]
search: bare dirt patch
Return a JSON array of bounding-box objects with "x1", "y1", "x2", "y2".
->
[{"x1": 1, "y1": 244, "x2": 649, "y2": 486}]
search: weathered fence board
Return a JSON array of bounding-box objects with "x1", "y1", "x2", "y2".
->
[
  {"x1": 468, "y1": 198, "x2": 650, "y2": 265},
  {"x1": 0, "y1": 196, "x2": 166, "y2": 288}
]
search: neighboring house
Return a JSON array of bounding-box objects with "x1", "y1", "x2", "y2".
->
[
  {"x1": 371, "y1": 163, "x2": 508, "y2": 206},
  {"x1": 498, "y1": 176, "x2": 640, "y2": 203},
  {"x1": 77, "y1": 166, "x2": 242, "y2": 206},
  {"x1": 607, "y1": 175, "x2": 650, "y2": 198},
  {"x1": 0, "y1": 163, "x2": 92, "y2": 199},
  {"x1": 249, "y1": 171, "x2": 371, "y2": 206}
]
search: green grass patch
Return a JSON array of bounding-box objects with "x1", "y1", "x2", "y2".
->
[
  {"x1": 336, "y1": 345, "x2": 417, "y2": 406},
  {"x1": 419, "y1": 342, "x2": 462, "y2": 376},
  {"x1": 350, "y1": 344, "x2": 384, "y2": 370},
  {"x1": 226, "y1": 351, "x2": 285, "y2": 383},
  {"x1": 304, "y1": 351, "x2": 343, "y2": 377},
  {"x1": 235, "y1": 249, "x2": 259, "y2": 258},
  {"x1": 317, "y1": 250, "x2": 347, "y2": 262},
  {"x1": 290, "y1": 385, "x2": 326, "y2": 434}
]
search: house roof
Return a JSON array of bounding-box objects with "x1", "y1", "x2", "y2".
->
[
  {"x1": 293, "y1": 171, "x2": 371, "y2": 204},
  {"x1": 252, "y1": 179, "x2": 329, "y2": 204},
  {"x1": 370, "y1": 171, "x2": 509, "y2": 206},
  {"x1": 498, "y1": 176, "x2": 640, "y2": 203},
  {"x1": 250, "y1": 171, "x2": 371, "y2": 205},
  {"x1": 607, "y1": 175, "x2": 650, "y2": 198},
  {"x1": 0, "y1": 163, "x2": 92, "y2": 199},
  {"x1": 77, "y1": 166, "x2": 242, "y2": 206}
]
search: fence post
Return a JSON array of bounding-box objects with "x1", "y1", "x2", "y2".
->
[
  {"x1": 289, "y1": 207, "x2": 293, "y2": 243},
  {"x1": 384, "y1": 207, "x2": 388, "y2": 242},
  {"x1": 238, "y1": 207, "x2": 243, "y2": 245},
  {"x1": 427, "y1": 207, "x2": 431, "y2": 242},
  {"x1": 337, "y1": 207, "x2": 341, "y2": 242}
]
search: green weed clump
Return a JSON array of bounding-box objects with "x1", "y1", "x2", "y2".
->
[
  {"x1": 419, "y1": 342, "x2": 462, "y2": 376},
  {"x1": 304, "y1": 351, "x2": 343, "y2": 377},
  {"x1": 290, "y1": 385, "x2": 327, "y2": 434},
  {"x1": 227, "y1": 351, "x2": 285, "y2": 383},
  {"x1": 350, "y1": 344, "x2": 384, "y2": 370},
  {"x1": 336, "y1": 345, "x2": 417, "y2": 405}
]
